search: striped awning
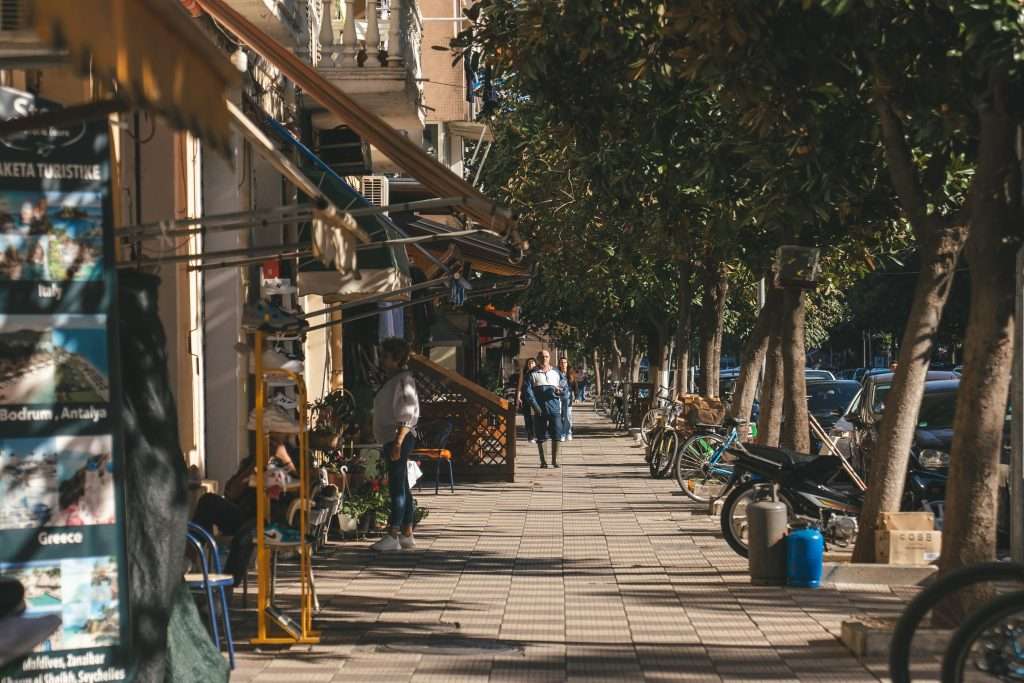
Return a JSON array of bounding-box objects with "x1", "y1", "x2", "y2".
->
[{"x1": 32, "y1": 0, "x2": 239, "y2": 156}]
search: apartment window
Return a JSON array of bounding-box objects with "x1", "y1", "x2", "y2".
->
[{"x1": 423, "y1": 123, "x2": 439, "y2": 159}]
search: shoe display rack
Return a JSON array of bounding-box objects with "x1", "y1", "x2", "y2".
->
[{"x1": 249, "y1": 327, "x2": 320, "y2": 646}]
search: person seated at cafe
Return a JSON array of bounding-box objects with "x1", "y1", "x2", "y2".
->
[{"x1": 191, "y1": 433, "x2": 298, "y2": 584}]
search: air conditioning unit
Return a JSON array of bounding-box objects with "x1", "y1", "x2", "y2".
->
[{"x1": 361, "y1": 175, "x2": 389, "y2": 214}]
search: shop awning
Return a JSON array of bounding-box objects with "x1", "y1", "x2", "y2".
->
[
  {"x1": 397, "y1": 216, "x2": 529, "y2": 278},
  {"x1": 32, "y1": 0, "x2": 238, "y2": 156},
  {"x1": 193, "y1": 0, "x2": 520, "y2": 241},
  {"x1": 258, "y1": 113, "x2": 410, "y2": 273},
  {"x1": 226, "y1": 100, "x2": 370, "y2": 244}
]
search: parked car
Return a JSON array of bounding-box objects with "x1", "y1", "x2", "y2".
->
[
  {"x1": 846, "y1": 377, "x2": 960, "y2": 476},
  {"x1": 822, "y1": 370, "x2": 959, "y2": 461},
  {"x1": 807, "y1": 380, "x2": 861, "y2": 432}
]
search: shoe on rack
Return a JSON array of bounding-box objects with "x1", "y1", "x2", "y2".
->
[
  {"x1": 270, "y1": 393, "x2": 298, "y2": 412},
  {"x1": 371, "y1": 535, "x2": 402, "y2": 552},
  {"x1": 399, "y1": 533, "x2": 416, "y2": 550},
  {"x1": 246, "y1": 404, "x2": 300, "y2": 433},
  {"x1": 264, "y1": 523, "x2": 301, "y2": 544},
  {"x1": 243, "y1": 301, "x2": 309, "y2": 333},
  {"x1": 248, "y1": 349, "x2": 305, "y2": 375}
]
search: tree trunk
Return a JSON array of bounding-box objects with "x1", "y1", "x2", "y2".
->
[
  {"x1": 851, "y1": 222, "x2": 967, "y2": 562},
  {"x1": 699, "y1": 254, "x2": 728, "y2": 397},
  {"x1": 756, "y1": 317, "x2": 785, "y2": 448},
  {"x1": 592, "y1": 349, "x2": 602, "y2": 398},
  {"x1": 780, "y1": 288, "x2": 810, "y2": 452},
  {"x1": 674, "y1": 259, "x2": 694, "y2": 395},
  {"x1": 842, "y1": 76, "x2": 978, "y2": 563},
  {"x1": 648, "y1": 329, "x2": 665, "y2": 391},
  {"x1": 938, "y1": 70, "x2": 1018, "y2": 620},
  {"x1": 732, "y1": 286, "x2": 780, "y2": 437}
]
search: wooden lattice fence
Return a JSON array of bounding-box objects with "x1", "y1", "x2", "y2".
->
[{"x1": 409, "y1": 353, "x2": 516, "y2": 482}]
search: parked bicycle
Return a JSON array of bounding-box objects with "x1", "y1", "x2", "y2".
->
[
  {"x1": 646, "y1": 398, "x2": 688, "y2": 479},
  {"x1": 673, "y1": 416, "x2": 749, "y2": 503},
  {"x1": 639, "y1": 385, "x2": 676, "y2": 446},
  {"x1": 888, "y1": 561, "x2": 1024, "y2": 683}
]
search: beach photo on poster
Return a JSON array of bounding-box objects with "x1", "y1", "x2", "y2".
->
[
  {"x1": 0, "y1": 315, "x2": 109, "y2": 405},
  {"x1": 0, "y1": 190, "x2": 104, "y2": 282},
  {"x1": 0, "y1": 556, "x2": 120, "y2": 651},
  {"x1": 0, "y1": 435, "x2": 115, "y2": 529}
]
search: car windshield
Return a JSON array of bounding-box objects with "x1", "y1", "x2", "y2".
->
[
  {"x1": 917, "y1": 391, "x2": 958, "y2": 429},
  {"x1": 807, "y1": 382, "x2": 860, "y2": 412}
]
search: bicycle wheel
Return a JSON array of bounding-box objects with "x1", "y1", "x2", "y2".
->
[
  {"x1": 889, "y1": 562, "x2": 1024, "y2": 683},
  {"x1": 651, "y1": 430, "x2": 679, "y2": 479},
  {"x1": 942, "y1": 589, "x2": 1024, "y2": 683},
  {"x1": 675, "y1": 432, "x2": 727, "y2": 503},
  {"x1": 648, "y1": 429, "x2": 664, "y2": 476},
  {"x1": 640, "y1": 408, "x2": 663, "y2": 446}
]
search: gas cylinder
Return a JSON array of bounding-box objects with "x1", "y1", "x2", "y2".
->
[
  {"x1": 748, "y1": 493, "x2": 789, "y2": 586},
  {"x1": 786, "y1": 524, "x2": 825, "y2": 588}
]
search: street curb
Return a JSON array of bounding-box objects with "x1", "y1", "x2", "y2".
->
[
  {"x1": 841, "y1": 617, "x2": 950, "y2": 658},
  {"x1": 821, "y1": 562, "x2": 937, "y2": 587}
]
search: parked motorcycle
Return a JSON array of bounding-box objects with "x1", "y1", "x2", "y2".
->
[{"x1": 719, "y1": 441, "x2": 946, "y2": 557}]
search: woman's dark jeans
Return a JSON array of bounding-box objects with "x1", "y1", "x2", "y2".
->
[
  {"x1": 192, "y1": 493, "x2": 256, "y2": 583},
  {"x1": 386, "y1": 435, "x2": 417, "y2": 532}
]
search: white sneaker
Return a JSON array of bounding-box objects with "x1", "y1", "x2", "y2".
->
[
  {"x1": 559, "y1": 437, "x2": 567, "y2": 442},
  {"x1": 371, "y1": 535, "x2": 402, "y2": 552},
  {"x1": 399, "y1": 534, "x2": 416, "y2": 550},
  {"x1": 271, "y1": 393, "x2": 298, "y2": 412},
  {"x1": 568, "y1": 434, "x2": 573, "y2": 441}
]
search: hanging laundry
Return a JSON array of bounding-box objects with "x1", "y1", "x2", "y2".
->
[
  {"x1": 312, "y1": 208, "x2": 360, "y2": 275},
  {"x1": 377, "y1": 302, "x2": 405, "y2": 340}
]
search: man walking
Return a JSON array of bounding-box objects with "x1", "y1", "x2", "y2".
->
[
  {"x1": 558, "y1": 356, "x2": 574, "y2": 441},
  {"x1": 524, "y1": 350, "x2": 563, "y2": 468}
]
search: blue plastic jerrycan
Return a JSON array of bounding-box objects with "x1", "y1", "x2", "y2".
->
[{"x1": 786, "y1": 524, "x2": 824, "y2": 588}]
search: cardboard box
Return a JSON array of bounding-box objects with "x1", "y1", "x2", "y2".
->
[
  {"x1": 877, "y1": 511, "x2": 935, "y2": 531},
  {"x1": 875, "y1": 529, "x2": 942, "y2": 565}
]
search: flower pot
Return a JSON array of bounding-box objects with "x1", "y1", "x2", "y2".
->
[{"x1": 357, "y1": 511, "x2": 377, "y2": 535}]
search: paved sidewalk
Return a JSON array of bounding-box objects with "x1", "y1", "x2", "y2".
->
[{"x1": 231, "y1": 405, "x2": 932, "y2": 682}]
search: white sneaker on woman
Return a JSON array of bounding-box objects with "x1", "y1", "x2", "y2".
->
[
  {"x1": 399, "y1": 534, "x2": 416, "y2": 550},
  {"x1": 371, "y1": 535, "x2": 402, "y2": 552}
]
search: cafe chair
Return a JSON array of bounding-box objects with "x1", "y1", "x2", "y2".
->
[
  {"x1": 185, "y1": 522, "x2": 236, "y2": 669},
  {"x1": 412, "y1": 420, "x2": 455, "y2": 494}
]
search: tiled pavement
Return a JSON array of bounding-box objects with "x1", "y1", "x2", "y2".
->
[{"x1": 230, "y1": 405, "x2": 935, "y2": 682}]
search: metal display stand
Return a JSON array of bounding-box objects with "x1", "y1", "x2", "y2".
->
[{"x1": 251, "y1": 329, "x2": 321, "y2": 646}]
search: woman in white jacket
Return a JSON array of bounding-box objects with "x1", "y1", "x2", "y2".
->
[{"x1": 370, "y1": 337, "x2": 420, "y2": 552}]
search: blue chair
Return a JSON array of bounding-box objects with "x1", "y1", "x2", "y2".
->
[
  {"x1": 185, "y1": 522, "x2": 235, "y2": 669},
  {"x1": 412, "y1": 420, "x2": 455, "y2": 494}
]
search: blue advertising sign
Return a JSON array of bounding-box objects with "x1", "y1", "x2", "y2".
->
[{"x1": 0, "y1": 87, "x2": 129, "y2": 683}]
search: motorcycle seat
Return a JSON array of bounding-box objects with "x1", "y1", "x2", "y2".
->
[{"x1": 738, "y1": 443, "x2": 818, "y2": 469}]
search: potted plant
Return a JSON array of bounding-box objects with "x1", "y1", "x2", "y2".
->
[{"x1": 309, "y1": 388, "x2": 357, "y2": 451}]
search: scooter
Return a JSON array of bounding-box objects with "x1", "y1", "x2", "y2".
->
[{"x1": 719, "y1": 441, "x2": 947, "y2": 557}]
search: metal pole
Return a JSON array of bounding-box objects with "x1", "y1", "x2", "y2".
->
[{"x1": 1012, "y1": 230, "x2": 1024, "y2": 562}]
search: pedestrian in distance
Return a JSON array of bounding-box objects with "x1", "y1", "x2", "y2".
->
[
  {"x1": 370, "y1": 337, "x2": 420, "y2": 552},
  {"x1": 558, "y1": 356, "x2": 575, "y2": 441},
  {"x1": 520, "y1": 357, "x2": 538, "y2": 443},
  {"x1": 524, "y1": 350, "x2": 564, "y2": 468}
]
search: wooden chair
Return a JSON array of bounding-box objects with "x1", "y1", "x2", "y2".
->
[{"x1": 412, "y1": 420, "x2": 455, "y2": 494}]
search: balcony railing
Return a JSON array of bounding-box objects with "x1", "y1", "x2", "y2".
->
[{"x1": 319, "y1": 0, "x2": 419, "y2": 70}]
